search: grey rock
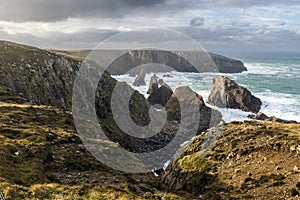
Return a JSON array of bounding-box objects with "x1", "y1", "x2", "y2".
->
[
  {"x1": 132, "y1": 69, "x2": 146, "y2": 86},
  {"x1": 207, "y1": 76, "x2": 262, "y2": 113},
  {"x1": 147, "y1": 74, "x2": 159, "y2": 94},
  {"x1": 166, "y1": 86, "x2": 222, "y2": 133},
  {"x1": 148, "y1": 83, "x2": 173, "y2": 106}
]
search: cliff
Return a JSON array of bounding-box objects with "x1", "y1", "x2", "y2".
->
[
  {"x1": 66, "y1": 49, "x2": 247, "y2": 75},
  {"x1": 0, "y1": 41, "x2": 81, "y2": 110},
  {"x1": 0, "y1": 88, "x2": 186, "y2": 199},
  {"x1": 100, "y1": 50, "x2": 247, "y2": 75},
  {"x1": 161, "y1": 121, "x2": 300, "y2": 199}
]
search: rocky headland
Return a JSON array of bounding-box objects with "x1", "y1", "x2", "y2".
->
[
  {"x1": 68, "y1": 49, "x2": 247, "y2": 75},
  {"x1": 0, "y1": 41, "x2": 299, "y2": 199}
]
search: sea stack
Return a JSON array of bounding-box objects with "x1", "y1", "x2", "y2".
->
[
  {"x1": 207, "y1": 76, "x2": 262, "y2": 113},
  {"x1": 147, "y1": 74, "x2": 159, "y2": 94},
  {"x1": 166, "y1": 86, "x2": 222, "y2": 133},
  {"x1": 132, "y1": 69, "x2": 146, "y2": 86},
  {"x1": 147, "y1": 76, "x2": 173, "y2": 106}
]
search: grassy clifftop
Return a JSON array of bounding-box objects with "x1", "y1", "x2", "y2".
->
[
  {"x1": 0, "y1": 88, "x2": 187, "y2": 200},
  {"x1": 161, "y1": 121, "x2": 300, "y2": 199}
]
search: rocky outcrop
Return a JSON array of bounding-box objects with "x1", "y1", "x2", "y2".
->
[
  {"x1": 105, "y1": 50, "x2": 247, "y2": 75},
  {"x1": 207, "y1": 76, "x2": 262, "y2": 113},
  {"x1": 148, "y1": 83, "x2": 173, "y2": 106},
  {"x1": 161, "y1": 121, "x2": 300, "y2": 199},
  {"x1": 165, "y1": 86, "x2": 222, "y2": 133},
  {"x1": 163, "y1": 74, "x2": 173, "y2": 78},
  {"x1": 147, "y1": 74, "x2": 159, "y2": 94},
  {"x1": 132, "y1": 69, "x2": 146, "y2": 86},
  {"x1": 248, "y1": 112, "x2": 299, "y2": 124},
  {"x1": 147, "y1": 75, "x2": 173, "y2": 106}
]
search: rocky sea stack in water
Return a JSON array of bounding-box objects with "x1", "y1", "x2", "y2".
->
[
  {"x1": 166, "y1": 86, "x2": 222, "y2": 133},
  {"x1": 207, "y1": 76, "x2": 262, "y2": 113},
  {"x1": 147, "y1": 75, "x2": 173, "y2": 106},
  {"x1": 132, "y1": 69, "x2": 146, "y2": 86}
]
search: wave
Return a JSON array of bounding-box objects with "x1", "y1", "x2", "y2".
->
[{"x1": 113, "y1": 69, "x2": 300, "y2": 123}]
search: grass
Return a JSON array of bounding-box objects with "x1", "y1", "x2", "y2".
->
[
  {"x1": 0, "y1": 87, "x2": 189, "y2": 199},
  {"x1": 162, "y1": 120, "x2": 300, "y2": 199}
]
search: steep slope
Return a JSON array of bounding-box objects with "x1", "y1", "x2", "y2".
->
[
  {"x1": 0, "y1": 41, "x2": 158, "y2": 153},
  {"x1": 0, "y1": 41, "x2": 82, "y2": 110},
  {"x1": 0, "y1": 88, "x2": 190, "y2": 200},
  {"x1": 161, "y1": 121, "x2": 300, "y2": 199}
]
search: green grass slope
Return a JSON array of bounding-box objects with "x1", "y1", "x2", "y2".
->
[{"x1": 0, "y1": 87, "x2": 188, "y2": 200}]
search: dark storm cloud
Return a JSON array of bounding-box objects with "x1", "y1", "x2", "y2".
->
[
  {"x1": 0, "y1": 0, "x2": 299, "y2": 22},
  {"x1": 167, "y1": 0, "x2": 300, "y2": 9},
  {"x1": 0, "y1": 0, "x2": 165, "y2": 22},
  {"x1": 190, "y1": 17, "x2": 205, "y2": 26}
]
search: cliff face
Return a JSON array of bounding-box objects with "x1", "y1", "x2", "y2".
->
[
  {"x1": 0, "y1": 41, "x2": 164, "y2": 153},
  {"x1": 0, "y1": 41, "x2": 81, "y2": 110},
  {"x1": 105, "y1": 50, "x2": 247, "y2": 75},
  {"x1": 209, "y1": 53, "x2": 247, "y2": 73}
]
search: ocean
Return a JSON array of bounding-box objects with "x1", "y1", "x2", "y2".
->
[{"x1": 112, "y1": 52, "x2": 300, "y2": 123}]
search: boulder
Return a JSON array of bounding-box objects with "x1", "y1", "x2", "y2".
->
[
  {"x1": 207, "y1": 76, "x2": 262, "y2": 113},
  {"x1": 132, "y1": 69, "x2": 146, "y2": 86},
  {"x1": 247, "y1": 112, "x2": 268, "y2": 120}
]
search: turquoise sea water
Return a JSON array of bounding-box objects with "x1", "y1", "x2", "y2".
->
[{"x1": 113, "y1": 52, "x2": 300, "y2": 122}]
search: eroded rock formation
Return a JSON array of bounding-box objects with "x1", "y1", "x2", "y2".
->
[{"x1": 207, "y1": 76, "x2": 262, "y2": 113}]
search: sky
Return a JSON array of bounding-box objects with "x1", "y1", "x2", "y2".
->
[{"x1": 0, "y1": 0, "x2": 300, "y2": 52}]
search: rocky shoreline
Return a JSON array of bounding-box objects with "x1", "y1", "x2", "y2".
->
[{"x1": 0, "y1": 41, "x2": 299, "y2": 199}]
